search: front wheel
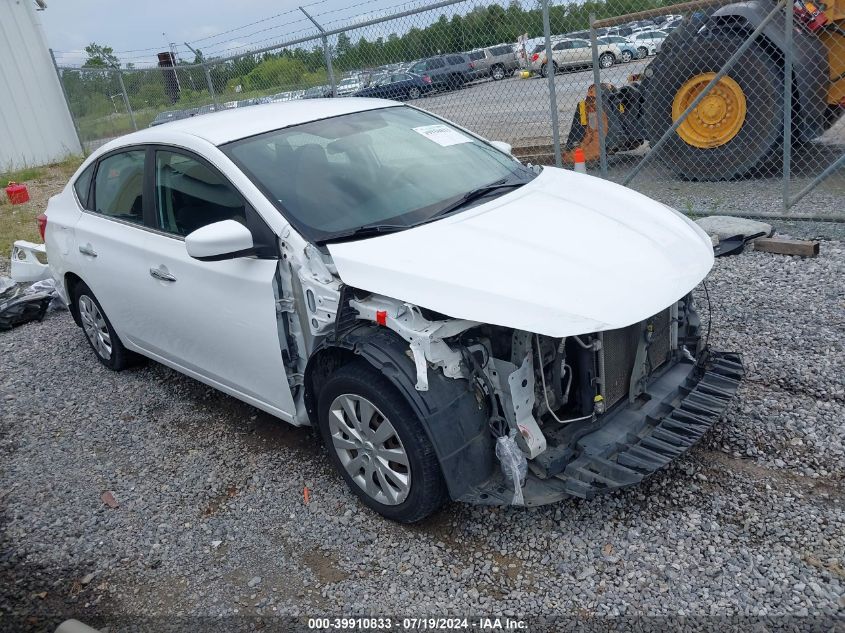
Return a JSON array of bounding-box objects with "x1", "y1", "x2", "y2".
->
[
  {"x1": 540, "y1": 61, "x2": 556, "y2": 78},
  {"x1": 317, "y1": 361, "x2": 448, "y2": 523},
  {"x1": 491, "y1": 65, "x2": 505, "y2": 81}
]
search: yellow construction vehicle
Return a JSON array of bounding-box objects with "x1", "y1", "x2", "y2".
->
[{"x1": 565, "y1": 0, "x2": 845, "y2": 180}]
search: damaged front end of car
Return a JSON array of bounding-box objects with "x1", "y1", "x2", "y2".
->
[{"x1": 307, "y1": 285, "x2": 742, "y2": 508}]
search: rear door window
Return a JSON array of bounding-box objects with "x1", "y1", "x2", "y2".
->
[
  {"x1": 92, "y1": 151, "x2": 146, "y2": 225},
  {"x1": 446, "y1": 55, "x2": 464, "y2": 65},
  {"x1": 492, "y1": 45, "x2": 512, "y2": 55}
]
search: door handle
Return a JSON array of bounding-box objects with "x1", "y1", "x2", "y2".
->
[
  {"x1": 149, "y1": 267, "x2": 177, "y2": 282},
  {"x1": 78, "y1": 244, "x2": 97, "y2": 258}
]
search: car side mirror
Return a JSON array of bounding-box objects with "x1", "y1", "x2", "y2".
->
[
  {"x1": 185, "y1": 220, "x2": 255, "y2": 261},
  {"x1": 490, "y1": 140, "x2": 513, "y2": 155}
]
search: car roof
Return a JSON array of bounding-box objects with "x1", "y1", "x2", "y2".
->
[{"x1": 103, "y1": 99, "x2": 400, "y2": 149}]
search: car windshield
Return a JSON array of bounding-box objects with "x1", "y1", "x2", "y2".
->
[{"x1": 222, "y1": 106, "x2": 535, "y2": 243}]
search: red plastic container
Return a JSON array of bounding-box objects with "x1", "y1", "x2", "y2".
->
[{"x1": 6, "y1": 182, "x2": 30, "y2": 205}]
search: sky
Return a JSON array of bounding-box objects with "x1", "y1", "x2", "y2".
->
[{"x1": 39, "y1": 0, "x2": 452, "y2": 67}]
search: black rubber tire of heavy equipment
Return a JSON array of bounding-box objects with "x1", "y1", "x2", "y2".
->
[
  {"x1": 317, "y1": 361, "x2": 449, "y2": 523},
  {"x1": 643, "y1": 34, "x2": 783, "y2": 181},
  {"x1": 72, "y1": 281, "x2": 140, "y2": 371}
]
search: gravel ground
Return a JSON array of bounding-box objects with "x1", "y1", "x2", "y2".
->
[{"x1": 1, "y1": 239, "x2": 844, "y2": 632}]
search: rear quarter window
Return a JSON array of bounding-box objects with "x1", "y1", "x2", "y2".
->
[{"x1": 73, "y1": 164, "x2": 95, "y2": 209}]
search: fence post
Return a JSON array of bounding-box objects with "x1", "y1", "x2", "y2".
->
[
  {"x1": 116, "y1": 70, "x2": 137, "y2": 131},
  {"x1": 49, "y1": 48, "x2": 85, "y2": 153},
  {"x1": 541, "y1": 0, "x2": 562, "y2": 167},
  {"x1": 782, "y1": 0, "x2": 793, "y2": 210},
  {"x1": 589, "y1": 13, "x2": 608, "y2": 177},
  {"x1": 202, "y1": 62, "x2": 220, "y2": 108},
  {"x1": 300, "y1": 6, "x2": 337, "y2": 97}
]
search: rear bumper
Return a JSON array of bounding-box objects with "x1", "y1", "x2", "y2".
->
[{"x1": 457, "y1": 350, "x2": 744, "y2": 506}]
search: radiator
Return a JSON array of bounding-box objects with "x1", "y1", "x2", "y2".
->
[{"x1": 601, "y1": 308, "x2": 672, "y2": 409}]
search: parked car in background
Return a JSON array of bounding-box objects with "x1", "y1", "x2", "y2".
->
[
  {"x1": 353, "y1": 72, "x2": 434, "y2": 100},
  {"x1": 630, "y1": 30, "x2": 669, "y2": 56},
  {"x1": 409, "y1": 54, "x2": 474, "y2": 90},
  {"x1": 466, "y1": 44, "x2": 520, "y2": 81},
  {"x1": 597, "y1": 35, "x2": 643, "y2": 62},
  {"x1": 303, "y1": 85, "x2": 334, "y2": 99},
  {"x1": 149, "y1": 110, "x2": 187, "y2": 127},
  {"x1": 604, "y1": 25, "x2": 634, "y2": 37},
  {"x1": 43, "y1": 99, "x2": 739, "y2": 523},
  {"x1": 530, "y1": 38, "x2": 618, "y2": 76},
  {"x1": 337, "y1": 76, "x2": 365, "y2": 96}
]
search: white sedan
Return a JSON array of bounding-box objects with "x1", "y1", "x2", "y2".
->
[{"x1": 42, "y1": 99, "x2": 741, "y2": 522}]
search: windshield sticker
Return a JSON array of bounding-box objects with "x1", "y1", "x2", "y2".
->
[{"x1": 412, "y1": 124, "x2": 472, "y2": 147}]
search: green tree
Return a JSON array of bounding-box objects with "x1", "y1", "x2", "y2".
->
[{"x1": 83, "y1": 43, "x2": 120, "y2": 69}]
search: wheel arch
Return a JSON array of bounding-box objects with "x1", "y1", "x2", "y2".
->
[
  {"x1": 64, "y1": 271, "x2": 84, "y2": 326},
  {"x1": 304, "y1": 324, "x2": 496, "y2": 501}
]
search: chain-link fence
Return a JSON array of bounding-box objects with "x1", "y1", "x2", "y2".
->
[{"x1": 53, "y1": 0, "x2": 844, "y2": 219}]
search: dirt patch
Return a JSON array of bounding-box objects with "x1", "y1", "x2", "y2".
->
[
  {"x1": 701, "y1": 450, "x2": 845, "y2": 501},
  {"x1": 302, "y1": 549, "x2": 349, "y2": 585}
]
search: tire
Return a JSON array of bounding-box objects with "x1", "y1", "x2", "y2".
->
[
  {"x1": 317, "y1": 361, "x2": 448, "y2": 523},
  {"x1": 638, "y1": 46, "x2": 649, "y2": 58},
  {"x1": 621, "y1": 50, "x2": 633, "y2": 63},
  {"x1": 491, "y1": 65, "x2": 506, "y2": 81},
  {"x1": 643, "y1": 35, "x2": 783, "y2": 181},
  {"x1": 446, "y1": 74, "x2": 463, "y2": 90},
  {"x1": 540, "y1": 61, "x2": 557, "y2": 78},
  {"x1": 599, "y1": 52, "x2": 615, "y2": 69},
  {"x1": 72, "y1": 281, "x2": 138, "y2": 371},
  {"x1": 406, "y1": 86, "x2": 421, "y2": 100}
]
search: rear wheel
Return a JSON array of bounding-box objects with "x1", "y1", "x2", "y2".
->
[
  {"x1": 621, "y1": 50, "x2": 633, "y2": 63},
  {"x1": 317, "y1": 361, "x2": 448, "y2": 523},
  {"x1": 599, "y1": 52, "x2": 615, "y2": 69},
  {"x1": 643, "y1": 35, "x2": 783, "y2": 181},
  {"x1": 540, "y1": 61, "x2": 557, "y2": 78},
  {"x1": 637, "y1": 46, "x2": 649, "y2": 58},
  {"x1": 72, "y1": 282, "x2": 138, "y2": 371},
  {"x1": 406, "y1": 86, "x2": 421, "y2": 100}
]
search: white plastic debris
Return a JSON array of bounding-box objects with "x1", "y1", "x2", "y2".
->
[
  {"x1": 495, "y1": 432, "x2": 527, "y2": 506},
  {"x1": 10, "y1": 240, "x2": 50, "y2": 283}
]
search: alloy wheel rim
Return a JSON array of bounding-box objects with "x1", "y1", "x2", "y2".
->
[
  {"x1": 328, "y1": 394, "x2": 411, "y2": 506},
  {"x1": 78, "y1": 295, "x2": 112, "y2": 360},
  {"x1": 600, "y1": 55, "x2": 613, "y2": 68}
]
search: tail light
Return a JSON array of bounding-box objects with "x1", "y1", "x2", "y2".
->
[
  {"x1": 531, "y1": 53, "x2": 540, "y2": 62},
  {"x1": 469, "y1": 62, "x2": 475, "y2": 69},
  {"x1": 37, "y1": 213, "x2": 47, "y2": 241},
  {"x1": 422, "y1": 75, "x2": 432, "y2": 84}
]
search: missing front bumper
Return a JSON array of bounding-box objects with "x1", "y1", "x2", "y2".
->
[{"x1": 458, "y1": 350, "x2": 744, "y2": 507}]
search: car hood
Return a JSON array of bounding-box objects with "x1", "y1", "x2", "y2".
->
[{"x1": 327, "y1": 167, "x2": 714, "y2": 338}]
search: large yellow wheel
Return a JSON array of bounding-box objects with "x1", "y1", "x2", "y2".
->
[
  {"x1": 672, "y1": 73, "x2": 747, "y2": 148},
  {"x1": 644, "y1": 34, "x2": 783, "y2": 180}
]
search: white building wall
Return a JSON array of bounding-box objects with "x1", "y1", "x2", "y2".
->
[{"x1": 0, "y1": 0, "x2": 82, "y2": 171}]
